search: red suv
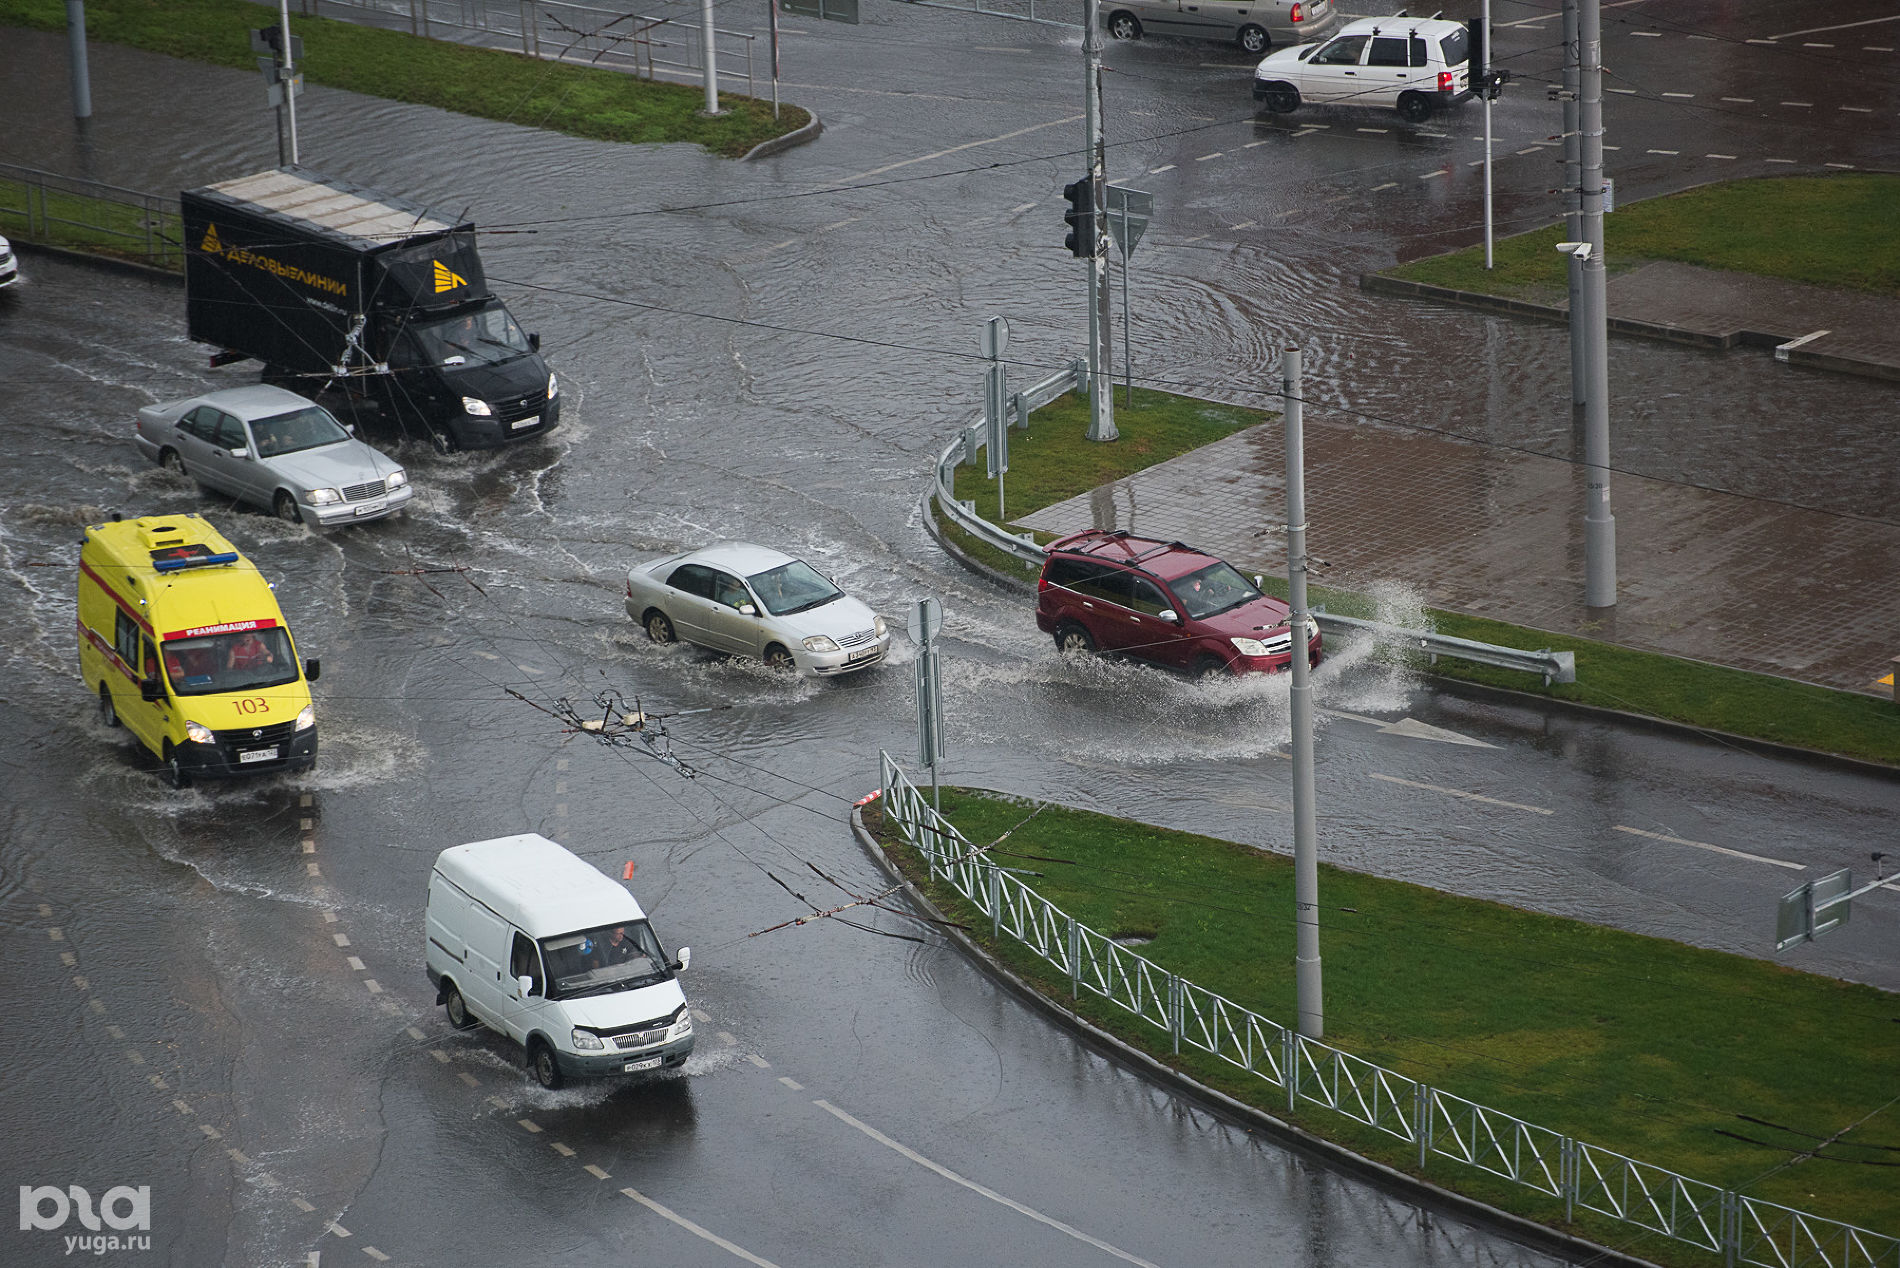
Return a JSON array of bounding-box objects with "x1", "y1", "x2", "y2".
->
[{"x1": 1035, "y1": 530, "x2": 1321, "y2": 676}]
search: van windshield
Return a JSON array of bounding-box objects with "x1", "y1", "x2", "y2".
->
[
  {"x1": 411, "y1": 306, "x2": 533, "y2": 368},
  {"x1": 540, "y1": 920, "x2": 670, "y2": 1000},
  {"x1": 162, "y1": 628, "x2": 300, "y2": 696}
]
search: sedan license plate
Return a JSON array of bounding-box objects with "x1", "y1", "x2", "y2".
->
[
  {"x1": 510, "y1": 414, "x2": 540, "y2": 431},
  {"x1": 622, "y1": 1056, "x2": 663, "y2": 1073},
  {"x1": 353, "y1": 500, "x2": 385, "y2": 517},
  {"x1": 847, "y1": 647, "x2": 880, "y2": 664},
  {"x1": 238, "y1": 747, "x2": 279, "y2": 764}
]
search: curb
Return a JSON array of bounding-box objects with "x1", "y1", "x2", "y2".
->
[
  {"x1": 850, "y1": 805, "x2": 1664, "y2": 1268},
  {"x1": 743, "y1": 109, "x2": 823, "y2": 161},
  {"x1": 12, "y1": 239, "x2": 183, "y2": 286},
  {"x1": 1357, "y1": 272, "x2": 1900, "y2": 382}
]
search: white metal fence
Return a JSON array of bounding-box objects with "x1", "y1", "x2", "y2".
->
[
  {"x1": 875, "y1": 751, "x2": 1899, "y2": 1268},
  {"x1": 0, "y1": 162, "x2": 183, "y2": 271}
]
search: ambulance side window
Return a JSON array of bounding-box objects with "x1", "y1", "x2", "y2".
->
[{"x1": 114, "y1": 610, "x2": 140, "y2": 668}]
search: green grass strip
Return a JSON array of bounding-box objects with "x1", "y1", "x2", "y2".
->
[
  {"x1": 1384, "y1": 174, "x2": 1900, "y2": 301},
  {"x1": 869, "y1": 791, "x2": 1900, "y2": 1268},
  {"x1": 0, "y1": 177, "x2": 184, "y2": 269},
  {"x1": 0, "y1": 0, "x2": 807, "y2": 157}
]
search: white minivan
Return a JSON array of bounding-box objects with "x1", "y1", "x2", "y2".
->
[{"x1": 425, "y1": 834, "x2": 695, "y2": 1089}]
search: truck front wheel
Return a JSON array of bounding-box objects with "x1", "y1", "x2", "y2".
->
[{"x1": 430, "y1": 428, "x2": 458, "y2": 456}]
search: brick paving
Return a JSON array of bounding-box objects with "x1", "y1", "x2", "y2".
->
[{"x1": 1017, "y1": 419, "x2": 1900, "y2": 695}]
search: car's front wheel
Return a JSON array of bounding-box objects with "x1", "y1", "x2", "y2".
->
[
  {"x1": 162, "y1": 743, "x2": 191, "y2": 790},
  {"x1": 1397, "y1": 91, "x2": 1434, "y2": 123},
  {"x1": 1055, "y1": 623, "x2": 1097, "y2": 657},
  {"x1": 645, "y1": 610, "x2": 677, "y2": 645},
  {"x1": 1237, "y1": 24, "x2": 1270, "y2": 55},
  {"x1": 1257, "y1": 83, "x2": 1300, "y2": 114},
  {"x1": 763, "y1": 644, "x2": 797, "y2": 672},
  {"x1": 99, "y1": 683, "x2": 119, "y2": 728},
  {"x1": 529, "y1": 1039, "x2": 564, "y2": 1090},
  {"x1": 274, "y1": 491, "x2": 303, "y2": 524},
  {"x1": 1107, "y1": 10, "x2": 1141, "y2": 39},
  {"x1": 1194, "y1": 654, "x2": 1230, "y2": 680}
]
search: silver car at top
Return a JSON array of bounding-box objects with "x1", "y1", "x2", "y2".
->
[
  {"x1": 625, "y1": 543, "x2": 891, "y2": 676},
  {"x1": 134, "y1": 384, "x2": 412, "y2": 527}
]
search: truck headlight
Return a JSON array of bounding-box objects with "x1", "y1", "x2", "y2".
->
[
  {"x1": 295, "y1": 705, "x2": 316, "y2": 732},
  {"x1": 305, "y1": 487, "x2": 342, "y2": 506},
  {"x1": 386, "y1": 469, "x2": 408, "y2": 490},
  {"x1": 184, "y1": 720, "x2": 215, "y2": 745},
  {"x1": 803, "y1": 635, "x2": 839, "y2": 653},
  {"x1": 571, "y1": 1028, "x2": 604, "y2": 1051},
  {"x1": 1230, "y1": 637, "x2": 1271, "y2": 657},
  {"x1": 668, "y1": 1010, "x2": 693, "y2": 1040},
  {"x1": 873, "y1": 615, "x2": 887, "y2": 638},
  {"x1": 462, "y1": 396, "x2": 493, "y2": 417},
  {"x1": 547, "y1": 373, "x2": 559, "y2": 400}
]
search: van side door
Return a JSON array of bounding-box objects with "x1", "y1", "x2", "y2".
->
[
  {"x1": 459, "y1": 901, "x2": 512, "y2": 1030},
  {"x1": 118, "y1": 619, "x2": 165, "y2": 756}
]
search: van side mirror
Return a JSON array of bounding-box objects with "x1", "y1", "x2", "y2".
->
[
  {"x1": 528, "y1": 332, "x2": 541, "y2": 352},
  {"x1": 140, "y1": 676, "x2": 164, "y2": 703},
  {"x1": 673, "y1": 947, "x2": 691, "y2": 972},
  {"x1": 516, "y1": 974, "x2": 535, "y2": 998},
  {"x1": 304, "y1": 657, "x2": 321, "y2": 682}
]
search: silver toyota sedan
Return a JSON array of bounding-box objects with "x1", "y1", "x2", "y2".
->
[
  {"x1": 134, "y1": 385, "x2": 412, "y2": 527},
  {"x1": 625, "y1": 543, "x2": 890, "y2": 676}
]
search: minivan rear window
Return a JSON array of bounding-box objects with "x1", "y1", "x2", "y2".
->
[{"x1": 1440, "y1": 27, "x2": 1469, "y2": 66}]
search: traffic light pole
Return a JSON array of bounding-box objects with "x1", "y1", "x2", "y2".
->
[
  {"x1": 1283, "y1": 347, "x2": 1321, "y2": 1040},
  {"x1": 1082, "y1": 0, "x2": 1117, "y2": 442},
  {"x1": 1579, "y1": 0, "x2": 1615, "y2": 608},
  {"x1": 279, "y1": 0, "x2": 300, "y2": 165}
]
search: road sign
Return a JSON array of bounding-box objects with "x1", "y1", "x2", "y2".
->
[
  {"x1": 1776, "y1": 867, "x2": 1853, "y2": 950},
  {"x1": 910, "y1": 596, "x2": 942, "y2": 645},
  {"x1": 1105, "y1": 185, "x2": 1153, "y2": 257},
  {"x1": 983, "y1": 317, "x2": 1009, "y2": 484},
  {"x1": 911, "y1": 598, "x2": 944, "y2": 771}
]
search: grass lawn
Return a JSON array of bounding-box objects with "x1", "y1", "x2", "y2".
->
[
  {"x1": 869, "y1": 792, "x2": 1900, "y2": 1267},
  {"x1": 1385, "y1": 174, "x2": 1900, "y2": 301},
  {"x1": 0, "y1": 177, "x2": 184, "y2": 269},
  {"x1": 0, "y1": 0, "x2": 806, "y2": 157}
]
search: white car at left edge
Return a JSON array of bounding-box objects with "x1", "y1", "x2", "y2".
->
[{"x1": 625, "y1": 543, "x2": 891, "y2": 676}]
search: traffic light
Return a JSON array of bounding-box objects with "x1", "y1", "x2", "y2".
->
[
  {"x1": 1062, "y1": 176, "x2": 1097, "y2": 259},
  {"x1": 1467, "y1": 18, "x2": 1486, "y2": 87},
  {"x1": 257, "y1": 24, "x2": 283, "y2": 53}
]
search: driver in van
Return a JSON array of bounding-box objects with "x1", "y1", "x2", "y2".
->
[
  {"x1": 606, "y1": 926, "x2": 639, "y2": 964},
  {"x1": 227, "y1": 630, "x2": 276, "y2": 671}
]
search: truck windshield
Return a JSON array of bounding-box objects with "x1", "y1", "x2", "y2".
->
[
  {"x1": 745, "y1": 560, "x2": 842, "y2": 616},
  {"x1": 540, "y1": 921, "x2": 670, "y2": 1000},
  {"x1": 249, "y1": 406, "x2": 352, "y2": 458},
  {"x1": 412, "y1": 307, "x2": 533, "y2": 367},
  {"x1": 162, "y1": 628, "x2": 300, "y2": 696}
]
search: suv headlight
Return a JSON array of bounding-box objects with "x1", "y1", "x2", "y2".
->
[
  {"x1": 462, "y1": 396, "x2": 493, "y2": 417},
  {"x1": 295, "y1": 705, "x2": 316, "y2": 732},
  {"x1": 386, "y1": 468, "x2": 408, "y2": 490},
  {"x1": 803, "y1": 635, "x2": 839, "y2": 653},
  {"x1": 1230, "y1": 637, "x2": 1271, "y2": 657},
  {"x1": 873, "y1": 615, "x2": 887, "y2": 638},
  {"x1": 184, "y1": 720, "x2": 216, "y2": 745},
  {"x1": 571, "y1": 1027, "x2": 604, "y2": 1051},
  {"x1": 1305, "y1": 616, "x2": 1320, "y2": 642},
  {"x1": 305, "y1": 487, "x2": 342, "y2": 506},
  {"x1": 547, "y1": 372, "x2": 559, "y2": 400}
]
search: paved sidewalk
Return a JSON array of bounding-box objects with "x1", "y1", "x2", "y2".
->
[{"x1": 1016, "y1": 418, "x2": 1900, "y2": 695}]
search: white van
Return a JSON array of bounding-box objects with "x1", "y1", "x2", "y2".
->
[{"x1": 425, "y1": 834, "x2": 695, "y2": 1089}]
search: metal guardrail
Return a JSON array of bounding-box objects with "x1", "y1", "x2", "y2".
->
[
  {"x1": 0, "y1": 162, "x2": 183, "y2": 271},
  {"x1": 296, "y1": 0, "x2": 757, "y2": 97},
  {"x1": 876, "y1": 751, "x2": 1900, "y2": 1268},
  {"x1": 930, "y1": 368, "x2": 1579, "y2": 685}
]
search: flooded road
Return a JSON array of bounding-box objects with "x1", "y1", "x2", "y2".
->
[{"x1": 3, "y1": 1, "x2": 1898, "y2": 1263}]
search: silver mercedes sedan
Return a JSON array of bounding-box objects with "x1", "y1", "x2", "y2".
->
[
  {"x1": 134, "y1": 385, "x2": 412, "y2": 527},
  {"x1": 624, "y1": 543, "x2": 891, "y2": 676}
]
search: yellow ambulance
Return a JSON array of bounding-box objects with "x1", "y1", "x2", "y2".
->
[{"x1": 78, "y1": 513, "x2": 319, "y2": 788}]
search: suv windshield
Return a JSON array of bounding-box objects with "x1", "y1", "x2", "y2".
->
[
  {"x1": 249, "y1": 406, "x2": 351, "y2": 458},
  {"x1": 540, "y1": 920, "x2": 670, "y2": 1000},
  {"x1": 1170, "y1": 561, "x2": 1261, "y2": 620},
  {"x1": 411, "y1": 306, "x2": 532, "y2": 368},
  {"x1": 163, "y1": 627, "x2": 300, "y2": 695},
  {"x1": 746, "y1": 560, "x2": 842, "y2": 616}
]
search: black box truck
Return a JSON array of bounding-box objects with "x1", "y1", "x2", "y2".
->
[{"x1": 181, "y1": 167, "x2": 559, "y2": 452}]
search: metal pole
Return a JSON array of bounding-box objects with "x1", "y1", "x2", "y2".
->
[
  {"x1": 1481, "y1": 0, "x2": 1493, "y2": 269},
  {"x1": 768, "y1": 0, "x2": 780, "y2": 120},
  {"x1": 65, "y1": 1, "x2": 92, "y2": 120},
  {"x1": 1283, "y1": 348, "x2": 1322, "y2": 1040},
  {"x1": 1120, "y1": 223, "x2": 1133, "y2": 406},
  {"x1": 279, "y1": 0, "x2": 300, "y2": 165},
  {"x1": 698, "y1": 0, "x2": 722, "y2": 115},
  {"x1": 1082, "y1": 0, "x2": 1117, "y2": 441},
  {"x1": 1563, "y1": 0, "x2": 1584, "y2": 409},
  {"x1": 1579, "y1": 0, "x2": 1615, "y2": 607}
]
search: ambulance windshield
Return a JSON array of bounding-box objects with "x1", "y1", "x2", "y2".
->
[{"x1": 162, "y1": 628, "x2": 299, "y2": 696}]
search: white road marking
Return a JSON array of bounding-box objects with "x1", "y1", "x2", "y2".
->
[
  {"x1": 227, "y1": 1149, "x2": 250, "y2": 1165},
  {"x1": 1612, "y1": 824, "x2": 1803, "y2": 870},
  {"x1": 1242, "y1": 140, "x2": 1270, "y2": 148},
  {"x1": 1371, "y1": 182, "x2": 1397, "y2": 191},
  {"x1": 1009, "y1": 202, "x2": 1036, "y2": 214},
  {"x1": 1196, "y1": 152, "x2": 1224, "y2": 161},
  {"x1": 1149, "y1": 164, "x2": 1176, "y2": 174},
  {"x1": 817, "y1": 216, "x2": 861, "y2": 232},
  {"x1": 1825, "y1": 162, "x2": 1857, "y2": 169},
  {"x1": 322, "y1": 910, "x2": 338, "y2": 923},
  {"x1": 1766, "y1": 157, "x2": 1796, "y2": 163},
  {"x1": 519, "y1": 1118, "x2": 543, "y2": 1133},
  {"x1": 778, "y1": 1076, "x2": 804, "y2": 1090},
  {"x1": 1688, "y1": 33, "x2": 1715, "y2": 41},
  {"x1": 457, "y1": 1071, "x2": 480, "y2": 1087},
  {"x1": 1840, "y1": 105, "x2": 1874, "y2": 112},
  {"x1": 293, "y1": 1198, "x2": 316, "y2": 1213},
  {"x1": 326, "y1": 1223, "x2": 351, "y2": 1239},
  {"x1": 1369, "y1": 773, "x2": 1553, "y2": 815},
  {"x1": 1516, "y1": 147, "x2": 1543, "y2": 155},
  {"x1": 1630, "y1": 30, "x2": 1660, "y2": 37},
  {"x1": 363, "y1": 979, "x2": 382, "y2": 994},
  {"x1": 1662, "y1": 92, "x2": 1694, "y2": 98},
  {"x1": 1647, "y1": 149, "x2": 1680, "y2": 155},
  {"x1": 1467, "y1": 159, "x2": 1485, "y2": 167},
  {"x1": 552, "y1": 1142, "x2": 576, "y2": 1157},
  {"x1": 1802, "y1": 42, "x2": 1834, "y2": 48},
  {"x1": 199, "y1": 1124, "x2": 222, "y2": 1139},
  {"x1": 172, "y1": 1099, "x2": 192, "y2": 1115},
  {"x1": 839, "y1": 115, "x2": 1082, "y2": 183},
  {"x1": 363, "y1": 1250, "x2": 389, "y2": 1263},
  {"x1": 1769, "y1": 14, "x2": 1900, "y2": 39},
  {"x1": 746, "y1": 1053, "x2": 771, "y2": 1068},
  {"x1": 973, "y1": 45, "x2": 1030, "y2": 52},
  {"x1": 1420, "y1": 170, "x2": 1446, "y2": 179},
  {"x1": 1706, "y1": 153, "x2": 1737, "y2": 159},
  {"x1": 1866, "y1": 45, "x2": 1895, "y2": 51},
  {"x1": 1233, "y1": 219, "x2": 1257, "y2": 229},
  {"x1": 1721, "y1": 96, "x2": 1755, "y2": 103},
  {"x1": 621, "y1": 1187, "x2": 782, "y2": 1266},
  {"x1": 585, "y1": 1164, "x2": 611, "y2": 1179},
  {"x1": 429, "y1": 1049, "x2": 450, "y2": 1063},
  {"x1": 346, "y1": 956, "x2": 366, "y2": 971},
  {"x1": 813, "y1": 1099, "x2": 1161, "y2": 1267},
  {"x1": 1608, "y1": 87, "x2": 1637, "y2": 94},
  {"x1": 1356, "y1": 127, "x2": 1388, "y2": 134},
  {"x1": 1781, "y1": 101, "x2": 1814, "y2": 107},
  {"x1": 333, "y1": 933, "x2": 350, "y2": 947}
]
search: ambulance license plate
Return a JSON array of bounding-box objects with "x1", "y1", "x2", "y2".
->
[
  {"x1": 622, "y1": 1057, "x2": 662, "y2": 1073},
  {"x1": 239, "y1": 747, "x2": 279, "y2": 764},
  {"x1": 510, "y1": 415, "x2": 540, "y2": 431}
]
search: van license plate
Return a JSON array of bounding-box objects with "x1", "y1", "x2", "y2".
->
[
  {"x1": 622, "y1": 1057, "x2": 662, "y2": 1073},
  {"x1": 510, "y1": 415, "x2": 539, "y2": 431},
  {"x1": 239, "y1": 747, "x2": 279, "y2": 764}
]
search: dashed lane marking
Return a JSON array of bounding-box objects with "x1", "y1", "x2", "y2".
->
[
  {"x1": 346, "y1": 957, "x2": 366, "y2": 971},
  {"x1": 1766, "y1": 157, "x2": 1797, "y2": 163},
  {"x1": 457, "y1": 1071, "x2": 481, "y2": 1088},
  {"x1": 1825, "y1": 162, "x2": 1857, "y2": 169},
  {"x1": 518, "y1": 1119, "x2": 543, "y2": 1133},
  {"x1": 334, "y1": 934, "x2": 351, "y2": 947},
  {"x1": 1371, "y1": 182, "x2": 1397, "y2": 191},
  {"x1": 1242, "y1": 140, "x2": 1269, "y2": 148},
  {"x1": 813, "y1": 1100, "x2": 1161, "y2": 1268},
  {"x1": 430, "y1": 1049, "x2": 451, "y2": 1063},
  {"x1": 746, "y1": 1054, "x2": 771, "y2": 1068},
  {"x1": 1647, "y1": 149, "x2": 1680, "y2": 155},
  {"x1": 1369, "y1": 773, "x2": 1554, "y2": 815},
  {"x1": 1608, "y1": 87, "x2": 1637, "y2": 94},
  {"x1": 293, "y1": 1198, "x2": 317, "y2": 1214},
  {"x1": 1841, "y1": 105, "x2": 1874, "y2": 112},
  {"x1": 1233, "y1": 219, "x2": 1257, "y2": 229},
  {"x1": 1516, "y1": 147, "x2": 1543, "y2": 155},
  {"x1": 1781, "y1": 101, "x2": 1814, "y2": 107},
  {"x1": 620, "y1": 1187, "x2": 781, "y2": 1267},
  {"x1": 1195, "y1": 152, "x2": 1224, "y2": 161},
  {"x1": 838, "y1": 114, "x2": 1082, "y2": 184},
  {"x1": 363, "y1": 1250, "x2": 390, "y2": 1263},
  {"x1": 552, "y1": 1142, "x2": 576, "y2": 1157},
  {"x1": 1662, "y1": 92, "x2": 1693, "y2": 98},
  {"x1": 1420, "y1": 170, "x2": 1446, "y2": 179},
  {"x1": 326, "y1": 1223, "x2": 351, "y2": 1239},
  {"x1": 1356, "y1": 127, "x2": 1388, "y2": 134},
  {"x1": 778, "y1": 1076, "x2": 804, "y2": 1091},
  {"x1": 1612, "y1": 824, "x2": 1803, "y2": 870},
  {"x1": 1009, "y1": 202, "x2": 1036, "y2": 214},
  {"x1": 1148, "y1": 164, "x2": 1176, "y2": 174},
  {"x1": 405, "y1": 1027, "x2": 425, "y2": 1041},
  {"x1": 1707, "y1": 153, "x2": 1737, "y2": 159},
  {"x1": 585, "y1": 1164, "x2": 611, "y2": 1180}
]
